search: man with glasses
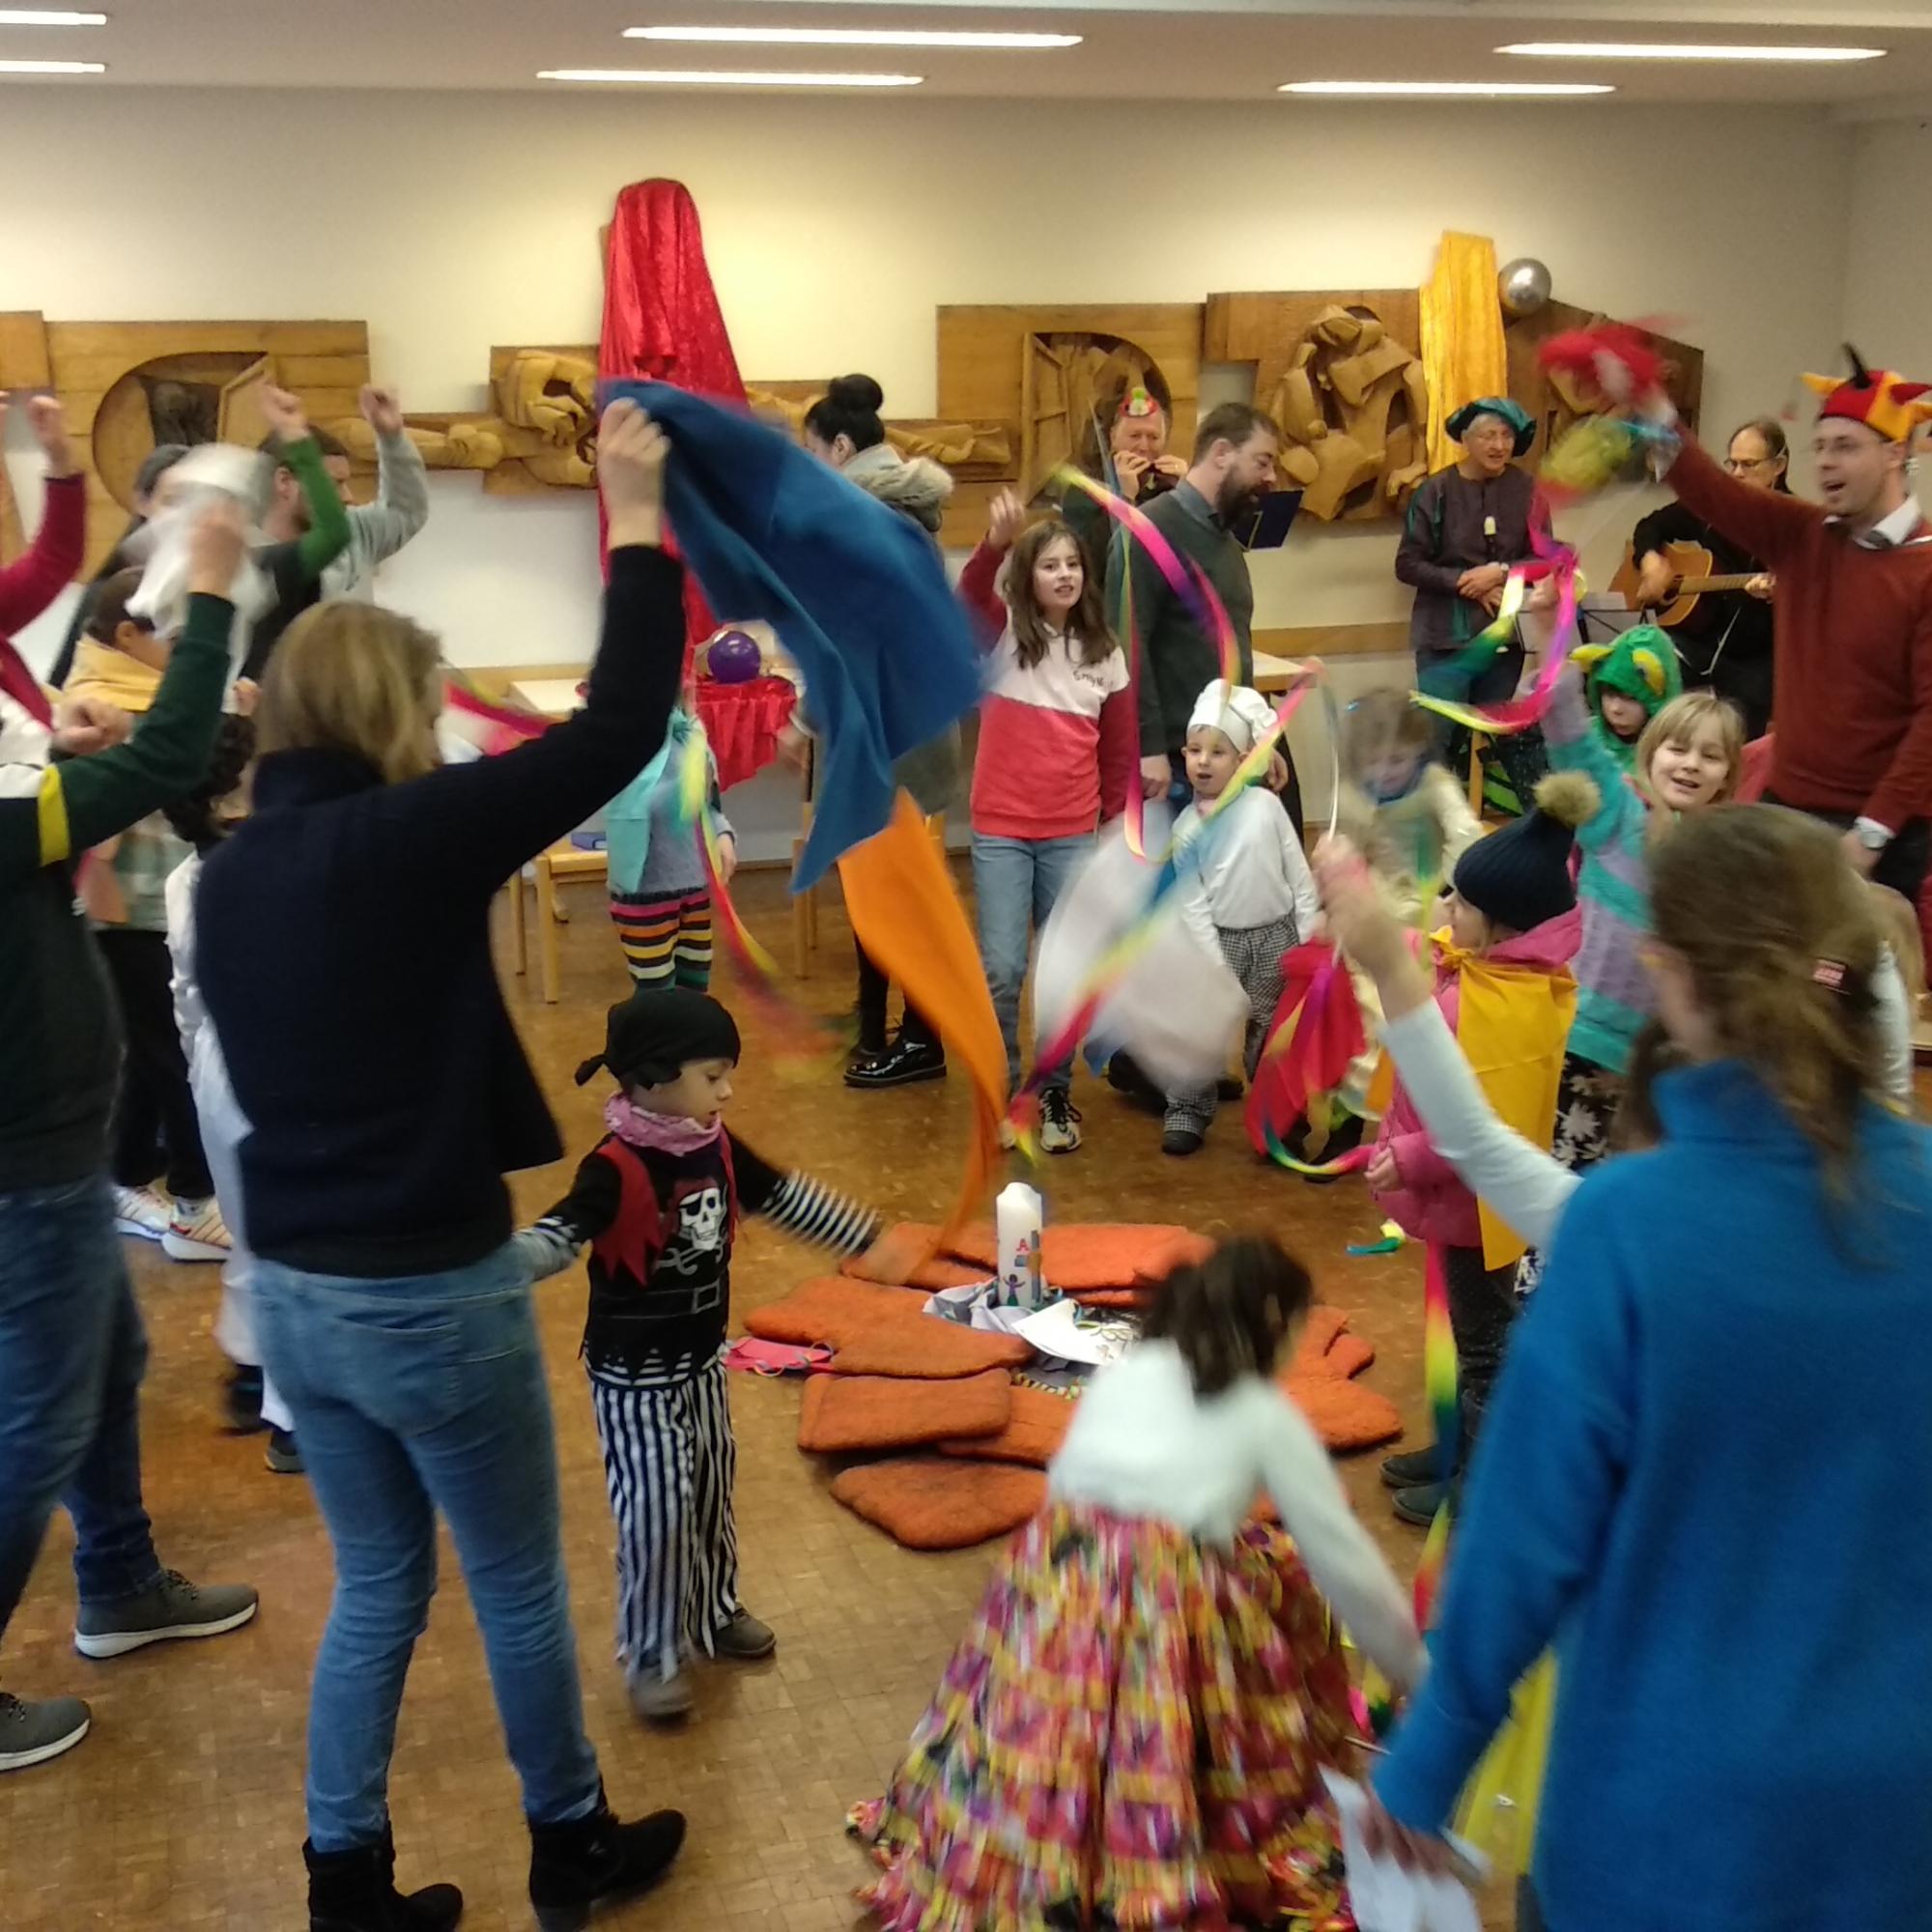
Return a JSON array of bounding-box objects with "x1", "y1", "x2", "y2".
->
[
  {"x1": 1396, "y1": 396, "x2": 1552, "y2": 810},
  {"x1": 1629, "y1": 418, "x2": 1788, "y2": 737},
  {"x1": 1661, "y1": 353, "x2": 1932, "y2": 897}
]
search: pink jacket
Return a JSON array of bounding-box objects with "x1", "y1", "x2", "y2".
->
[{"x1": 1369, "y1": 910, "x2": 1581, "y2": 1250}]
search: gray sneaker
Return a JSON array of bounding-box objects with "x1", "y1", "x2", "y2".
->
[
  {"x1": 712, "y1": 1611, "x2": 777, "y2": 1662},
  {"x1": 73, "y1": 1569, "x2": 258, "y2": 1660},
  {"x1": 0, "y1": 1692, "x2": 91, "y2": 1773},
  {"x1": 628, "y1": 1667, "x2": 694, "y2": 1723}
]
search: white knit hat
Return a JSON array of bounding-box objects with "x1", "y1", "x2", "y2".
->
[{"x1": 1187, "y1": 679, "x2": 1277, "y2": 754}]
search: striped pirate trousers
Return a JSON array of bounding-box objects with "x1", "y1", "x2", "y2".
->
[
  {"x1": 589, "y1": 1360, "x2": 740, "y2": 1683},
  {"x1": 608, "y1": 887, "x2": 713, "y2": 990}
]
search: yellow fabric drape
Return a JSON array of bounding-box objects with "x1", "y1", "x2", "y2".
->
[
  {"x1": 1454, "y1": 1653, "x2": 1557, "y2": 1878},
  {"x1": 1420, "y1": 233, "x2": 1509, "y2": 474},
  {"x1": 65, "y1": 639, "x2": 163, "y2": 717},
  {"x1": 838, "y1": 795, "x2": 1006, "y2": 1241}
]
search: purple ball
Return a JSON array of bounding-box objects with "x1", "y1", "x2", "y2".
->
[{"x1": 706, "y1": 629, "x2": 762, "y2": 685}]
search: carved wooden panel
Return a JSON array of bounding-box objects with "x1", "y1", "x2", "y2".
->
[{"x1": 1205, "y1": 291, "x2": 1428, "y2": 522}]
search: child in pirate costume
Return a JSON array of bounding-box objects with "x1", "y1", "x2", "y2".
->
[
  {"x1": 1571, "y1": 621, "x2": 1683, "y2": 775},
  {"x1": 515, "y1": 987, "x2": 894, "y2": 1721}
]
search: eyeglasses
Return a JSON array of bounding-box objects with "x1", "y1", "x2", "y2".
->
[{"x1": 1723, "y1": 455, "x2": 1776, "y2": 472}]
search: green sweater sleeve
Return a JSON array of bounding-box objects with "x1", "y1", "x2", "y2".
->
[
  {"x1": 281, "y1": 435, "x2": 352, "y2": 582},
  {"x1": 0, "y1": 593, "x2": 233, "y2": 882}
]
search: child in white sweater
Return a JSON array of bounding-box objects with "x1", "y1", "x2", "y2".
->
[
  {"x1": 1161, "y1": 679, "x2": 1321, "y2": 1154},
  {"x1": 854, "y1": 1234, "x2": 1423, "y2": 1930}
]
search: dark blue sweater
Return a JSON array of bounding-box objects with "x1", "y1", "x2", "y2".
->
[
  {"x1": 197, "y1": 546, "x2": 685, "y2": 1276},
  {"x1": 1376, "y1": 1060, "x2": 1932, "y2": 1930}
]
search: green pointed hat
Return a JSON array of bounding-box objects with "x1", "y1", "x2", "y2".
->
[{"x1": 1572, "y1": 623, "x2": 1683, "y2": 721}]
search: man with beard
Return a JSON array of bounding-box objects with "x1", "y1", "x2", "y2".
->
[
  {"x1": 1063, "y1": 385, "x2": 1188, "y2": 581},
  {"x1": 1108, "y1": 402, "x2": 1295, "y2": 829},
  {"x1": 1397, "y1": 396, "x2": 1550, "y2": 810}
]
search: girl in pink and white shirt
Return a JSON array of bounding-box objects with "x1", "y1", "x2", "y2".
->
[{"x1": 959, "y1": 492, "x2": 1137, "y2": 1151}]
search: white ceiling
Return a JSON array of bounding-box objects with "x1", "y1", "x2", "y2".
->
[{"x1": 4, "y1": 0, "x2": 1931, "y2": 104}]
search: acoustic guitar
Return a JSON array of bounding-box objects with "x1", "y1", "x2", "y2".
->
[{"x1": 1610, "y1": 540, "x2": 1769, "y2": 629}]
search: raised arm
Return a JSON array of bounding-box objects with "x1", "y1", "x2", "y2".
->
[
  {"x1": 958, "y1": 489, "x2": 1024, "y2": 646},
  {"x1": 365, "y1": 401, "x2": 686, "y2": 895},
  {"x1": 1, "y1": 504, "x2": 239, "y2": 882},
  {"x1": 260, "y1": 385, "x2": 352, "y2": 583},
  {"x1": 1258, "y1": 1388, "x2": 1428, "y2": 1690},
  {"x1": 1543, "y1": 658, "x2": 1633, "y2": 852},
  {"x1": 345, "y1": 386, "x2": 431, "y2": 572},
  {"x1": 1662, "y1": 428, "x2": 1819, "y2": 568},
  {"x1": 0, "y1": 400, "x2": 85, "y2": 634}
]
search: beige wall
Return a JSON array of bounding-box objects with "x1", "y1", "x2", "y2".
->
[{"x1": 1844, "y1": 115, "x2": 1932, "y2": 384}]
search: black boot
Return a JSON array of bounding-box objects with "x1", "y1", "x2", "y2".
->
[
  {"x1": 304, "y1": 1833, "x2": 463, "y2": 1932},
  {"x1": 527, "y1": 1791, "x2": 686, "y2": 1932}
]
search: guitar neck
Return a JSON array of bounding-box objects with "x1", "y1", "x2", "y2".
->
[{"x1": 1678, "y1": 575, "x2": 1758, "y2": 594}]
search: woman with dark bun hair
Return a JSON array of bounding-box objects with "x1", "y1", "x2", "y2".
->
[{"x1": 803, "y1": 376, "x2": 963, "y2": 1090}]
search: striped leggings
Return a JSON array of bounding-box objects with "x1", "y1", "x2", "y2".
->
[
  {"x1": 589, "y1": 1362, "x2": 740, "y2": 1683},
  {"x1": 609, "y1": 887, "x2": 713, "y2": 989}
]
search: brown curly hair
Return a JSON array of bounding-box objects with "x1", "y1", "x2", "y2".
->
[{"x1": 1142, "y1": 1234, "x2": 1314, "y2": 1397}]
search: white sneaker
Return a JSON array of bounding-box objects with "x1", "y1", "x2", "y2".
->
[
  {"x1": 113, "y1": 1185, "x2": 171, "y2": 1241},
  {"x1": 1037, "y1": 1089, "x2": 1083, "y2": 1155},
  {"x1": 162, "y1": 1198, "x2": 232, "y2": 1262}
]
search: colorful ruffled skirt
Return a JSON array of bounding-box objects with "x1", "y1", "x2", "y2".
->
[{"x1": 850, "y1": 1502, "x2": 1362, "y2": 1930}]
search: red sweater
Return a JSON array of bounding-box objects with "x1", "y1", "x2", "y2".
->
[
  {"x1": 957, "y1": 541, "x2": 1138, "y2": 841},
  {"x1": 1668, "y1": 435, "x2": 1932, "y2": 831},
  {"x1": 0, "y1": 472, "x2": 85, "y2": 726}
]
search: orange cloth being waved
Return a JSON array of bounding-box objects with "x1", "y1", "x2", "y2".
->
[{"x1": 838, "y1": 794, "x2": 1007, "y2": 1241}]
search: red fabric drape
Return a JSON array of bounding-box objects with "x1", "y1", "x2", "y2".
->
[
  {"x1": 598, "y1": 179, "x2": 747, "y2": 656},
  {"x1": 694, "y1": 674, "x2": 797, "y2": 793}
]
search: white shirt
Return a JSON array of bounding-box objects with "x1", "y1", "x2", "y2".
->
[
  {"x1": 1050, "y1": 1339, "x2": 1427, "y2": 1690},
  {"x1": 1832, "y1": 494, "x2": 1927, "y2": 552},
  {"x1": 1173, "y1": 784, "x2": 1321, "y2": 952}
]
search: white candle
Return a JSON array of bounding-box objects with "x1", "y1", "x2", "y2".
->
[{"x1": 995, "y1": 1180, "x2": 1045, "y2": 1310}]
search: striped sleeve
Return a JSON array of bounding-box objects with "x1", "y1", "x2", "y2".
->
[{"x1": 759, "y1": 1170, "x2": 884, "y2": 1258}]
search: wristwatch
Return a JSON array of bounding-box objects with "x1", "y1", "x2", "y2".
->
[{"x1": 1853, "y1": 816, "x2": 1894, "y2": 851}]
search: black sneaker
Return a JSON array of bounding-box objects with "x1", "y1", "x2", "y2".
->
[
  {"x1": 74, "y1": 1569, "x2": 258, "y2": 1660},
  {"x1": 1037, "y1": 1088, "x2": 1083, "y2": 1155},
  {"x1": 843, "y1": 1037, "x2": 947, "y2": 1090},
  {"x1": 528, "y1": 1788, "x2": 686, "y2": 1932},
  {"x1": 1379, "y1": 1445, "x2": 1449, "y2": 1491},
  {"x1": 224, "y1": 1364, "x2": 268, "y2": 1435},
  {"x1": 1160, "y1": 1127, "x2": 1204, "y2": 1157},
  {"x1": 266, "y1": 1427, "x2": 305, "y2": 1475},
  {"x1": 0, "y1": 1691, "x2": 90, "y2": 1773}
]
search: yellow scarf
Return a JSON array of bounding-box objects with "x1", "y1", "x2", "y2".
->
[
  {"x1": 66, "y1": 638, "x2": 163, "y2": 716},
  {"x1": 1371, "y1": 929, "x2": 1577, "y2": 1269}
]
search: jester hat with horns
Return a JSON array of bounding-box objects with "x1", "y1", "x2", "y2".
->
[{"x1": 1804, "y1": 346, "x2": 1932, "y2": 444}]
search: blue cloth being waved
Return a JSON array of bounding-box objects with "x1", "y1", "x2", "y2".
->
[
  {"x1": 1375, "y1": 1059, "x2": 1932, "y2": 1932},
  {"x1": 602, "y1": 382, "x2": 980, "y2": 889}
]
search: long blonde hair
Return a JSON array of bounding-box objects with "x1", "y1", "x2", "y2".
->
[
  {"x1": 256, "y1": 602, "x2": 443, "y2": 786},
  {"x1": 1642, "y1": 806, "x2": 1887, "y2": 1193}
]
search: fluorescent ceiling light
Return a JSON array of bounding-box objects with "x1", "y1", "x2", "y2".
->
[
  {"x1": 0, "y1": 10, "x2": 108, "y2": 23},
  {"x1": 0, "y1": 56, "x2": 103, "y2": 70},
  {"x1": 540, "y1": 67, "x2": 922, "y2": 87},
  {"x1": 628, "y1": 25, "x2": 1079, "y2": 49},
  {"x1": 1282, "y1": 79, "x2": 1613, "y2": 98},
  {"x1": 1500, "y1": 42, "x2": 1885, "y2": 64}
]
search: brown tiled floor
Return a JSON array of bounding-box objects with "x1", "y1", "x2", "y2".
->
[{"x1": 2, "y1": 865, "x2": 1488, "y2": 1930}]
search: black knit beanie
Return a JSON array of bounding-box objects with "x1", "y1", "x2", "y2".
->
[
  {"x1": 1451, "y1": 772, "x2": 1598, "y2": 936},
  {"x1": 575, "y1": 987, "x2": 742, "y2": 1090}
]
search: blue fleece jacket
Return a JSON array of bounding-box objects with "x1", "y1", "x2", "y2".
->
[
  {"x1": 602, "y1": 382, "x2": 980, "y2": 889},
  {"x1": 1376, "y1": 1059, "x2": 1932, "y2": 1931}
]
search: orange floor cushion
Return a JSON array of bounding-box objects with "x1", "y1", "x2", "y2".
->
[
  {"x1": 747, "y1": 1277, "x2": 1031, "y2": 1378},
  {"x1": 830, "y1": 1457, "x2": 1047, "y2": 1549},
  {"x1": 1283, "y1": 1375, "x2": 1404, "y2": 1452},
  {"x1": 937, "y1": 1383, "x2": 1076, "y2": 1467},
  {"x1": 838, "y1": 1251, "x2": 988, "y2": 1292},
  {"x1": 798, "y1": 1370, "x2": 1011, "y2": 1454}
]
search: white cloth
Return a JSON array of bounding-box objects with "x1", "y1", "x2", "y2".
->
[
  {"x1": 1322, "y1": 1772, "x2": 1485, "y2": 1932},
  {"x1": 1049, "y1": 1339, "x2": 1427, "y2": 1690},
  {"x1": 1833, "y1": 494, "x2": 1925, "y2": 552},
  {"x1": 1871, "y1": 945, "x2": 1918, "y2": 1110},
  {"x1": 1173, "y1": 783, "x2": 1321, "y2": 952},
  {"x1": 164, "y1": 854, "x2": 292, "y2": 1432},
  {"x1": 1033, "y1": 824, "x2": 1250, "y2": 1092},
  {"x1": 127, "y1": 444, "x2": 272, "y2": 642},
  {"x1": 1187, "y1": 677, "x2": 1277, "y2": 753}
]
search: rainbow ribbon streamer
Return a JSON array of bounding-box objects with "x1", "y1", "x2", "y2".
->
[{"x1": 1412, "y1": 1240, "x2": 1461, "y2": 1628}]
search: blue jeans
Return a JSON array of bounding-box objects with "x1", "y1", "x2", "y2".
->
[
  {"x1": 254, "y1": 1245, "x2": 602, "y2": 1852},
  {"x1": 971, "y1": 831, "x2": 1094, "y2": 1092},
  {"x1": 0, "y1": 1174, "x2": 163, "y2": 1647}
]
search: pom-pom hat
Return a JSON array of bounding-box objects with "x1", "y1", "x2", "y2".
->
[{"x1": 1452, "y1": 772, "x2": 1599, "y2": 936}]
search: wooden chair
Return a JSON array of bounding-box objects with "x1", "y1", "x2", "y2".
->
[{"x1": 507, "y1": 841, "x2": 609, "y2": 1004}]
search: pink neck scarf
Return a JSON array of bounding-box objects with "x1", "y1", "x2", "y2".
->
[{"x1": 604, "y1": 1093, "x2": 722, "y2": 1156}]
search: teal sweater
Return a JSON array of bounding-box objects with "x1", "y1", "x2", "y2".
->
[
  {"x1": 1377, "y1": 1062, "x2": 1932, "y2": 1930},
  {"x1": 1545, "y1": 667, "x2": 1655, "y2": 1074}
]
